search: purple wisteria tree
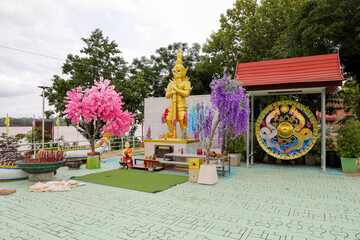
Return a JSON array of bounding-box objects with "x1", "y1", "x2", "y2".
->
[{"x1": 187, "y1": 73, "x2": 250, "y2": 164}]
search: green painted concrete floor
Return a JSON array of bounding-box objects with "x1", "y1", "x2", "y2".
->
[{"x1": 1, "y1": 160, "x2": 360, "y2": 240}]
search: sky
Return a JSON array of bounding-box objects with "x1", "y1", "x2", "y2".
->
[{"x1": 0, "y1": 0, "x2": 235, "y2": 118}]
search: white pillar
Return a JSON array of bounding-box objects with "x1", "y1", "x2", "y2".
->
[
  {"x1": 251, "y1": 95, "x2": 254, "y2": 165},
  {"x1": 42, "y1": 89, "x2": 45, "y2": 150},
  {"x1": 321, "y1": 88, "x2": 326, "y2": 172},
  {"x1": 246, "y1": 104, "x2": 250, "y2": 168}
]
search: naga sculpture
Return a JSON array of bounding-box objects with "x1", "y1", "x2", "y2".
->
[
  {"x1": 162, "y1": 47, "x2": 192, "y2": 139},
  {"x1": 62, "y1": 131, "x2": 110, "y2": 160}
]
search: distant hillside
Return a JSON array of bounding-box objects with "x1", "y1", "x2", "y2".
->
[{"x1": 0, "y1": 117, "x2": 66, "y2": 127}]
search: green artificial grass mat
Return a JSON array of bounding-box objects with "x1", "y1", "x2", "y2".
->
[{"x1": 71, "y1": 169, "x2": 188, "y2": 193}]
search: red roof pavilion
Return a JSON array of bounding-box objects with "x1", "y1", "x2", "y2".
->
[
  {"x1": 235, "y1": 53, "x2": 343, "y2": 94},
  {"x1": 237, "y1": 53, "x2": 344, "y2": 172}
]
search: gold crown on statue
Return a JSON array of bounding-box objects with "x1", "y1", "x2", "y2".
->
[{"x1": 172, "y1": 47, "x2": 188, "y2": 78}]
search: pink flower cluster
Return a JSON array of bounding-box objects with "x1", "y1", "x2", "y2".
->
[{"x1": 64, "y1": 77, "x2": 135, "y2": 137}]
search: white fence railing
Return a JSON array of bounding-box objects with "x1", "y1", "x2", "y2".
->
[{"x1": 8, "y1": 135, "x2": 143, "y2": 154}]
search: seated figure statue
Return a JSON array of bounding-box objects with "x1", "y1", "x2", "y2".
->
[{"x1": 120, "y1": 142, "x2": 133, "y2": 169}]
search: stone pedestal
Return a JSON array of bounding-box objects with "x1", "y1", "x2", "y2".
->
[
  {"x1": 28, "y1": 172, "x2": 54, "y2": 182},
  {"x1": 197, "y1": 164, "x2": 218, "y2": 185}
]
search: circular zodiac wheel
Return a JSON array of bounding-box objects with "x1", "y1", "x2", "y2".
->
[{"x1": 256, "y1": 100, "x2": 319, "y2": 160}]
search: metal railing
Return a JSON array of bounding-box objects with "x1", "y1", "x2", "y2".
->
[{"x1": 8, "y1": 135, "x2": 143, "y2": 154}]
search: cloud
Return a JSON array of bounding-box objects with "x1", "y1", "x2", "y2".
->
[
  {"x1": 134, "y1": 25, "x2": 157, "y2": 41},
  {"x1": 0, "y1": 0, "x2": 235, "y2": 118},
  {"x1": 0, "y1": 73, "x2": 41, "y2": 98},
  {"x1": 67, "y1": 0, "x2": 138, "y2": 13}
]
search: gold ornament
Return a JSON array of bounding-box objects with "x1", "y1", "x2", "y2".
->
[{"x1": 256, "y1": 100, "x2": 318, "y2": 160}]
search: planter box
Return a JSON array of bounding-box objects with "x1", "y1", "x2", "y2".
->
[
  {"x1": 305, "y1": 154, "x2": 316, "y2": 166},
  {"x1": 229, "y1": 153, "x2": 242, "y2": 166},
  {"x1": 86, "y1": 152, "x2": 101, "y2": 169},
  {"x1": 340, "y1": 157, "x2": 357, "y2": 173},
  {"x1": 326, "y1": 150, "x2": 340, "y2": 168}
]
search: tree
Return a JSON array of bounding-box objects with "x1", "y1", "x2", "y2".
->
[
  {"x1": 47, "y1": 29, "x2": 128, "y2": 116},
  {"x1": 0, "y1": 133, "x2": 26, "y2": 146},
  {"x1": 46, "y1": 29, "x2": 139, "y2": 140},
  {"x1": 126, "y1": 66, "x2": 152, "y2": 130},
  {"x1": 131, "y1": 42, "x2": 209, "y2": 97},
  {"x1": 187, "y1": 73, "x2": 250, "y2": 163},
  {"x1": 279, "y1": 0, "x2": 360, "y2": 119},
  {"x1": 202, "y1": 0, "x2": 304, "y2": 74},
  {"x1": 280, "y1": 0, "x2": 360, "y2": 75},
  {"x1": 25, "y1": 127, "x2": 52, "y2": 151},
  {"x1": 64, "y1": 78, "x2": 135, "y2": 152},
  {"x1": 202, "y1": 0, "x2": 305, "y2": 122},
  {"x1": 340, "y1": 76, "x2": 359, "y2": 119}
]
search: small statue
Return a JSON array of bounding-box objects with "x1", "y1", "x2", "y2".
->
[
  {"x1": 120, "y1": 142, "x2": 133, "y2": 169},
  {"x1": 181, "y1": 127, "x2": 188, "y2": 141},
  {"x1": 146, "y1": 126, "x2": 152, "y2": 139}
]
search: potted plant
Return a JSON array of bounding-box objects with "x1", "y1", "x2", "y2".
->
[
  {"x1": 336, "y1": 119, "x2": 360, "y2": 173},
  {"x1": 64, "y1": 77, "x2": 135, "y2": 169},
  {"x1": 222, "y1": 133, "x2": 246, "y2": 166}
]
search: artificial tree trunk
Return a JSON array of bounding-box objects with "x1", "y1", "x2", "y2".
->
[
  {"x1": 205, "y1": 115, "x2": 220, "y2": 164},
  {"x1": 83, "y1": 118, "x2": 101, "y2": 169},
  {"x1": 198, "y1": 114, "x2": 220, "y2": 185}
]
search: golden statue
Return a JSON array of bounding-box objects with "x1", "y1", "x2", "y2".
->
[{"x1": 163, "y1": 47, "x2": 192, "y2": 139}]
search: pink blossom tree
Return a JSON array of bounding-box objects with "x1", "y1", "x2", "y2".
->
[{"x1": 64, "y1": 77, "x2": 135, "y2": 152}]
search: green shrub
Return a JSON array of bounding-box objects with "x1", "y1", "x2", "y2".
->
[
  {"x1": 336, "y1": 119, "x2": 360, "y2": 158},
  {"x1": 223, "y1": 134, "x2": 246, "y2": 153}
]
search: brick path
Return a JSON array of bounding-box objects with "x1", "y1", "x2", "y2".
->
[{"x1": 1, "y1": 160, "x2": 359, "y2": 239}]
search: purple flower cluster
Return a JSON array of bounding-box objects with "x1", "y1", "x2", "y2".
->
[{"x1": 210, "y1": 73, "x2": 250, "y2": 147}]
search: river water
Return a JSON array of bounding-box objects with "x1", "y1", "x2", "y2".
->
[
  {"x1": 0, "y1": 126, "x2": 142, "y2": 145},
  {"x1": 0, "y1": 126, "x2": 87, "y2": 142}
]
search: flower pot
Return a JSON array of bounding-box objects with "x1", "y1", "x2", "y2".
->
[
  {"x1": 86, "y1": 152, "x2": 101, "y2": 169},
  {"x1": 66, "y1": 159, "x2": 82, "y2": 170},
  {"x1": 340, "y1": 157, "x2": 357, "y2": 173},
  {"x1": 15, "y1": 160, "x2": 66, "y2": 182},
  {"x1": 15, "y1": 160, "x2": 66, "y2": 174}
]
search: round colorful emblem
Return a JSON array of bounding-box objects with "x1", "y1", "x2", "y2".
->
[{"x1": 255, "y1": 100, "x2": 319, "y2": 160}]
